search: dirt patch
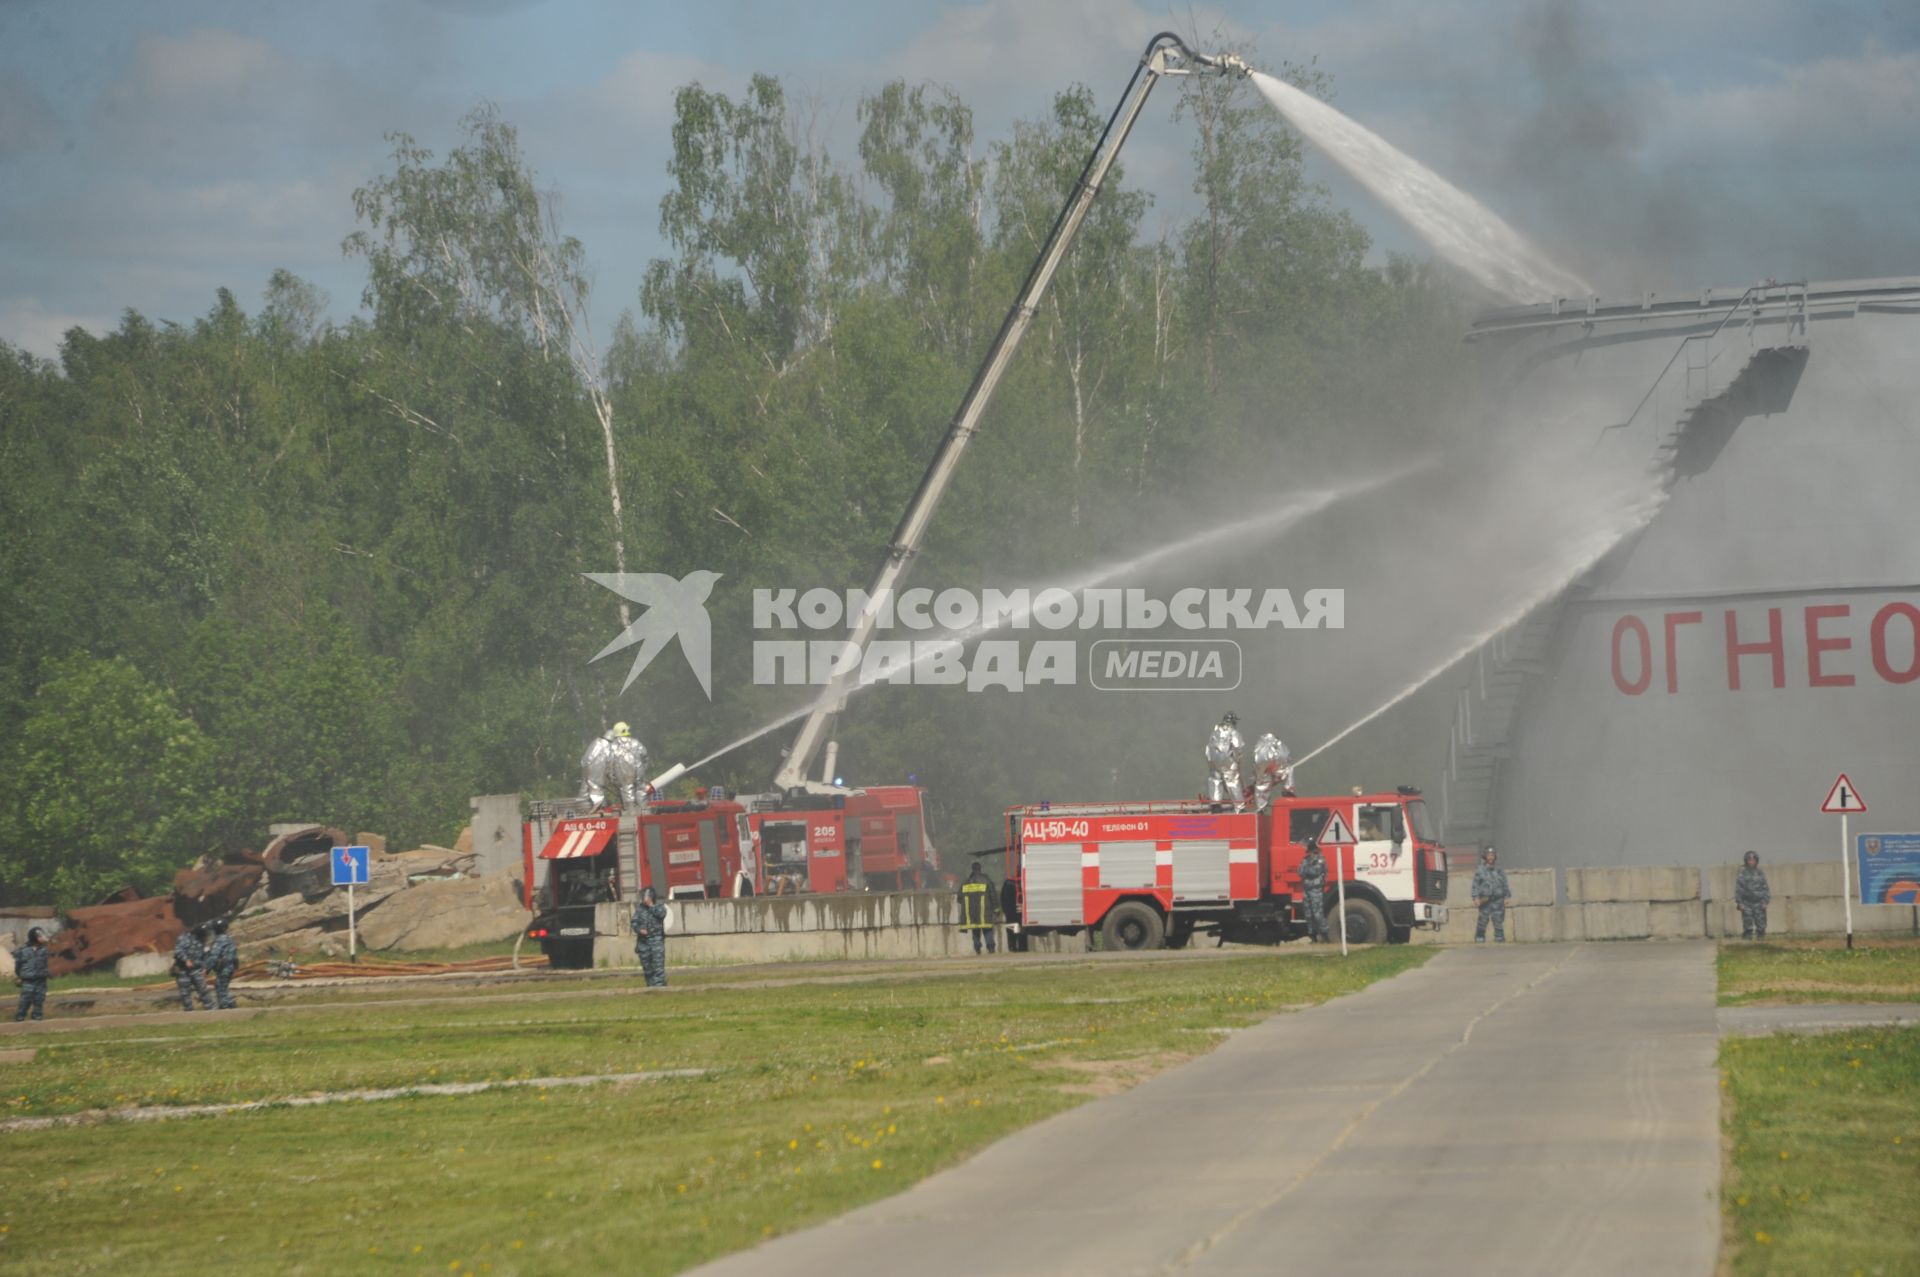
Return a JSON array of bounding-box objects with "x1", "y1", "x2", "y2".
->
[{"x1": 1051, "y1": 1052, "x2": 1192, "y2": 1098}]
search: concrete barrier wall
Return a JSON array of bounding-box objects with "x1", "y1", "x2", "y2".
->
[
  {"x1": 582, "y1": 891, "x2": 1073, "y2": 967},
  {"x1": 571, "y1": 869, "x2": 1915, "y2": 963},
  {"x1": 1420, "y1": 860, "x2": 1918, "y2": 944}
]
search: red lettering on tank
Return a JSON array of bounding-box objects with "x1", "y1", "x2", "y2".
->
[
  {"x1": 1612, "y1": 615, "x2": 1652, "y2": 695},
  {"x1": 1663, "y1": 611, "x2": 1703, "y2": 693},
  {"x1": 1724, "y1": 608, "x2": 1785, "y2": 690},
  {"x1": 1804, "y1": 604, "x2": 1855, "y2": 687},
  {"x1": 1871, "y1": 602, "x2": 1920, "y2": 684}
]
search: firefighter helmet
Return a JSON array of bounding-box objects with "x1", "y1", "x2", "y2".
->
[
  {"x1": 612, "y1": 721, "x2": 632, "y2": 737},
  {"x1": 1220, "y1": 711, "x2": 1239, "y2": 727},
  {"x1": 211, "y1": 917, "x2": 229, "y2": 934}
]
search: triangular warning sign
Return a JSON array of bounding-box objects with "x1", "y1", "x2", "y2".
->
[
  {"x1": 1318, "y1": 811, "x2": 1359, "y2": 846},
  {"x1": 1820, "y1": 773, "x2": 1867, "y2": 814}
]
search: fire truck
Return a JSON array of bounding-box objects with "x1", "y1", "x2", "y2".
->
[
  {"x1": 1005, "y1": 788, "x2": 1448, "y2": 949},
  {"x1": 521, "y1": 786, "x2": 939, "y2": 967}
]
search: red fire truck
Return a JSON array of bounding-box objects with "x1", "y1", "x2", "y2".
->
[
  {"x1": 522, "y1": 786, "x2": 939, "y2": 967},
  {"x1": 1004, "y1": 788, "x2": 1447, "y2": 949}
]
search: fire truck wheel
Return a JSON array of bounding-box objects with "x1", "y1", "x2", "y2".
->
[
  {"x1": 1339, "y1": 898, "x2": 1389, "y2": 945},
  {"x1": 1101, "y1": 902, "x2": 1166, "y2": 951}
]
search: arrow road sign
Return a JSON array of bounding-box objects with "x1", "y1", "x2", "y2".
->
[
  {"x1": 1318, "y1": 811, "x2": 1359, "y2": 846},
  {"x1": 1821, "y1": 774, "x2": 1867, "y2": 814},
  {"x1": 332, "y1": 845, "x2": 371, "y2": 886}
]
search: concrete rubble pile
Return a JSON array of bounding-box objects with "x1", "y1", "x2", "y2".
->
[{"x1": 41, "y1": 822, "x2": 530, "y2": 973}]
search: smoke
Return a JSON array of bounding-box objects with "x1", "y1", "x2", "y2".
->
[{"x1": 1407, "y1": 0, "x2": 1920, "y2": 294}]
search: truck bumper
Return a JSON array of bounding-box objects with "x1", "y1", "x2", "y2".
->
[{"x1": 1414, "y1": 902, "x2": 1448, "y2": 926}]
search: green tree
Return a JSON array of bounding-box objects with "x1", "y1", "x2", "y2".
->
[
  {"x1": 346, "y1": 105, "x2": 635, "y2": 627},
  {"x1": 0, "y1": 655, "x2": 230, "y2": 906}
]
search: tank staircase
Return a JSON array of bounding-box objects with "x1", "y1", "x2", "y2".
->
[{"x1": 1437, "y1": 283, "x2": 1811, "y2": 852}]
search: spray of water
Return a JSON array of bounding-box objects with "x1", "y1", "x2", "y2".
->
[
  {"x1": 1293, "y1": 486, "x2": 1666, "y2": 772},
  {"x1": 1250, "y1": 72, "x2": 1592, "y2": 303},
  {"x1": 688, "y1": 702, "x2": 818, "y2": 772},
  {"x1": 683, "y1": 468, "x2": 1424, "y2": 777}
]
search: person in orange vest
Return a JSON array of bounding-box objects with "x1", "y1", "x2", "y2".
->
[{"x1": 958, "y1": 861, "x2": 998, "y2": 954}]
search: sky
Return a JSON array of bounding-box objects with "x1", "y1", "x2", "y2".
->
[{"x1": 2, "y1": 0, "x2": 1916, "y2": 360}]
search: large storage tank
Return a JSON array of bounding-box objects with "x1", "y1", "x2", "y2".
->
[{"x1": 1442, "y1": 277, "x2": 1920, "y2": 870}]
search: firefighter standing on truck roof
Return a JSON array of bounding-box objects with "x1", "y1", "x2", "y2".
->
[
  {"x1": 1204, "y1": 713, "x2": 1246, "y2": 810},
  {"x1": 958, "y1": 861, "x2": 997, "y2": 954},
  {"x1": 632, "y1": 886, "x2": 668, "y2": 987},
  {"x1": 1299, "y1": 838, "x2": 1331, "y2": 943},
  {"x1": 1251, "y1": 732, "x2": 1294, "y2": 811},
  {"x1": 1471, "y1": 846, "x2": 1512, "y2": 943},
  {"x1": 582, "y1": 721, "x2": 650, "y2": 809}
]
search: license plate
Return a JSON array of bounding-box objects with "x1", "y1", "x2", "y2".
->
[{"x1": 559, "y1": 927, "x2": 591, "y2": 937}]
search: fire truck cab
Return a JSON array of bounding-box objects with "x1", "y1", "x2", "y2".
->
[{"x1": 1004, "y1": 787, "x2": 1447, "y2": 950}]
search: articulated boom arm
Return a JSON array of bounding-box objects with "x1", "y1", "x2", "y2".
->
[{"x1": 775, "y1": 33, "x2": 1248, "y2": 794}]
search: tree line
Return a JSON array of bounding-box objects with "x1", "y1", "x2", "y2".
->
[{"x1": 0, "y1": 51, "x2": 1472, "y2": 907}]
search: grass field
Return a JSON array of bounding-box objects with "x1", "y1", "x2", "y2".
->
[
  {"x1": 1717, "y1": 937, "x2": 1919, "y2": 1276},
  {"x1": 1718, "y1": 1027, "x2": 1919, "y2": 1276},
  {"x1": 1717, "y1": 938, "x2": 1920, "y2": 1006},
  {"x1": 0, "y1": 948, "x2": 1427, "y2": 1275}
]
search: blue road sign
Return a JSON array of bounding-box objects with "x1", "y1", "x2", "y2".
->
[
  {"x1": 1857, "y1": 833, "x2": 1920, "y2": 905},
  {"x1": 332, "y1": 845, "x2": 371, "y2": 887}
]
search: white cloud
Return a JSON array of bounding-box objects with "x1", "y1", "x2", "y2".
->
[
  {"x1": 0, "y1": 297, "x2": 107, "y2": 361},
  {"x1": 579, "y1": 48, "x2": 745, "y2": 136},
  {"x1": 114, "y1": 28, "x2": 291, "y2": 102},
  {"x1": 1676, "y1": 42, "x2": 1920, "y2": 153}
]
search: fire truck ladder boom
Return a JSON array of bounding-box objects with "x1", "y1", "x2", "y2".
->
[{"x1": 775, "y1": 32, "x2": 1248, "y2": 794}]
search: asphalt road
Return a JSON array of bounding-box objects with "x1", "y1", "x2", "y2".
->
[{"x1": 689, "y1": 942, "x2": 1722, "y2": 1277}]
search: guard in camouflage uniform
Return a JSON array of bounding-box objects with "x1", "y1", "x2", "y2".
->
[
  {"x1": 631, "y1": 886, "x2": 668, "y2": 987},
  {"x1": 1734, "y1": 850, "x2": 1771, "y2": 940},
  {"x1": 11, "y1": 926, "x2": 51, "y2": 1022},
  {"x1": 172, "y1": 925, "x2": 214, "y2": 1010},
  {"x1": 206, "y1": 917, "x2": 240, "y2": 1009},
  {"x1": 1298, "y1": 839, "x2": 1330, "y2": 943},
  {"x1": 1471, "y1": 845, "x2": 1512, "y2": 944}
]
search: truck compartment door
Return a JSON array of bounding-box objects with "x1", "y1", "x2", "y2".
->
[
  {"x1": 1023, "y1": 845, "x2": 1084, "y2": 925},
  {"x1": 698, "y1": 818, "x2": 721, "y2": 892},
  {"x1": 643, "y1": 822, "x2": 668, "y2": 893},
  {"x1": 1172, "y1": 840, "x2": 1231, "y2": 902},
  {"x1": 1098, "y1": 840, "x2": 1156, "y2": 890}
]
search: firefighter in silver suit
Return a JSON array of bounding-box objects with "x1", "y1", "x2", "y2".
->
[
  {"x1": 1251, "y1": 733, "x2": 1294, "y2": 811},
  {"x1": 581, "y1": 721, "x2": 650, "y2": 808},
  {"x1": 1204, "y1": 713, "x2": 1246, "y2": 809}
]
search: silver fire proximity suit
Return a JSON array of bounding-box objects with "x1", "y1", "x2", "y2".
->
[
  {"x1": 581, "y1": 727, "x2": 650, "y2": 808},
  {"x1": 1251, "y1": 733, "x2": 1294, "y2": 811},
  {"x1": 1204, "y1": 719, "x2": 1246, "y2": 809}
]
